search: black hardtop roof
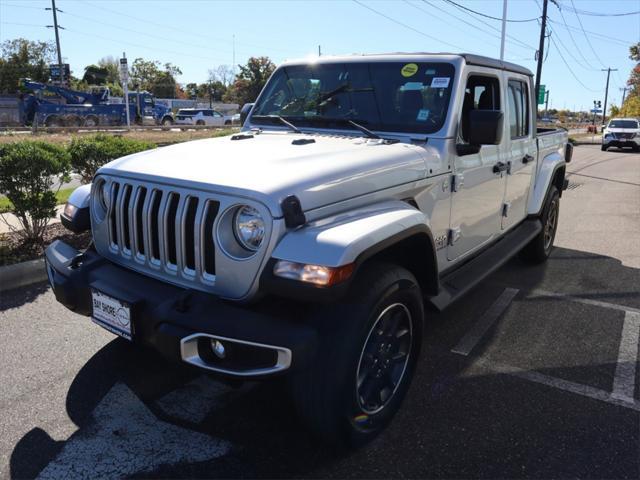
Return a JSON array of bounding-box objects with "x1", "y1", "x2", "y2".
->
[{"x1": 360, "y1": 52, "x2": 533, "y2": 77}]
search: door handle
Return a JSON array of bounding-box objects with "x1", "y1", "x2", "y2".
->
[
  {"x1": 493, "y1": 162, "x2": 508, "y2": 174},
  {"x1": 522, "y1": 154, "x2": 534, "y2": 164}
]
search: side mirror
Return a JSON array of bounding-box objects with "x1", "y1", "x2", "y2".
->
[
  {"x1": 240, "y1": 103, "x2": 254, "y2": 125},
  {"x1": 468, "y1": 109, "x2": 503, "y2": 146}
]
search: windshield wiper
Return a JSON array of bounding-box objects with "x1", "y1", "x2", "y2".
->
[
  {"x1": 347, "y1": 119, "x2": 380, "y2": 139},
  {"x1": 252, "y1": 115, "x2": 301, "y2": 134}
]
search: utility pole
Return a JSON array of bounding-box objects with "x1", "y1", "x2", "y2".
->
[
  {"x1": 46, "y1": 0, "x2": 64, "y2": 85},
  {"x1": 534, "y1": 0, "x2": 548, "y2": 117},
  {"x1": 601, "y1": 67, "x2": 617, "y2": 126},
  {"x1": 499, "y1": 0, "x2": 508, "y2": 60},
  {"x1": 620, "y1": 86, "x2": 630, "y2": 105},
  {"x1": 544, "y1": 90, "x2": 550, "y2": 117},
  {"x1": 318, "y1": 45, "x2": 322, "y2": 57},
  {"x1": 232, "y1": 34, "x2": 236, "y2": 75}
]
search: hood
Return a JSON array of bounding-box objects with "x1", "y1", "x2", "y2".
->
[{"x1": 98, "y1": 132, "x2": 428, "y2": 216}]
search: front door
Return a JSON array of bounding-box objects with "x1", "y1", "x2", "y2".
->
[
  {"x1": 502, "y1": 78, "x2": 536, "y2": 230},
  {"x1": 448, "y1": 73, "x2": 507, "y2": 261}
]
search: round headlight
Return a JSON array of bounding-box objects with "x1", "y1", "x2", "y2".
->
[
  {"x1": 98, "y1": 181, "x2": 110, "y2": 211},
  {"x1": 233, "y1": 205, "x2": 265, "y2": 251}
]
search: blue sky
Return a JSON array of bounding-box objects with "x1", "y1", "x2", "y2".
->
[{"x1": 1, "y1": 0, "x2": 638, "y2": 111}]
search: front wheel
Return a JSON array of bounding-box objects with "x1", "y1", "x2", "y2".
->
[
  {"x1": 601, "y1": 145, "x2": 607, "y2": 151},
  {"x1": 161, "y1": 117, "x2": 173, "y2": 127},
  {"x1": 520, "y1": 185, "x2": 560, "y2": 264},
  {"x1": 291, "y1": 262, "x2": 424, "y2": 448}
]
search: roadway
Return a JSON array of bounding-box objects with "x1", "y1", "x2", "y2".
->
[{"x1": 1, "y1": 144, "x2": 638, "y2": 479}]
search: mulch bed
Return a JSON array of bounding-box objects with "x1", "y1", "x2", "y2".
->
[{"x1": 0, "y1": 223, "x2": 91, "y2": 266}]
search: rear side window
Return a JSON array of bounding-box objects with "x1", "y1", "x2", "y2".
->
[
  {"x1": 508, "y1": 80, "x2": 529, "y2": 138},
  {"x1": 460, "y1": 75, "x2": 501, "y2": 143}
]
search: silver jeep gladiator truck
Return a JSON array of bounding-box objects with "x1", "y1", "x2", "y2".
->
[{"x1": 47, "y1": 53, "x2": 571, "y2": 446}]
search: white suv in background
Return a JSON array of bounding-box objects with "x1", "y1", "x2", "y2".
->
[
  {"x1": 174, "y1": 108, "x2": 232, "y2": 127},
  {"x1": 602, "y1": 118, "x2": 640, "y2": 152}
]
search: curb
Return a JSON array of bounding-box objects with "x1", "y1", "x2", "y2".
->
[{"x1": 0, "y1": 258, "x2": 47, "y2": 293}]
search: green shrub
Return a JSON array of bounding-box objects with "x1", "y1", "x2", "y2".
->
[
  {"x1": 0, "y1": 141, "x2": 71, "y2": 244},
  {"x1": 68, "y1": 134, "x2": 156, "y2": 183}
]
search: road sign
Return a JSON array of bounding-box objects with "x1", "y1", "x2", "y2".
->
[
  {"x1": 537, "y1": 85, "x2": 546, "y2": 105},
  {"x1": 590, "y1": 109, "x2": 603, "y2": 113}
]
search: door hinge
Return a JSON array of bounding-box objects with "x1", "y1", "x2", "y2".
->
[
  {"x1": 448, "y1": 227, "x2": 461, "y2": 245},
  {"x1": 451, "y1": 174, "x2": 464, "y2": 192}
]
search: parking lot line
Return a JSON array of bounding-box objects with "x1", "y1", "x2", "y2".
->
[
  {"x1": 477, "y1": 359, "x2": 640, "y2": 413},
  {"x1": 612, "y1": 311, "x2": 640, "y2": 402},
  {"x1": 529, "y1": 289, "x2": 640, "y2": 315},
  {"x1": 451, "y1": 288, "x2": 519, "y2": 356}
]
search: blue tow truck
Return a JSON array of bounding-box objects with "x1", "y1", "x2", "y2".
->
[{"x1": 20, "y1": 79, "x2": 174, "y2": 127}]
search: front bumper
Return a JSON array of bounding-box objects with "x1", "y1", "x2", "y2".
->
[
  {"x1": 603, "y1": 137, "x2": 639, "y2": 148},
  {"x1": 44, "y1": 240, "x2": 318, "y2": 377}
]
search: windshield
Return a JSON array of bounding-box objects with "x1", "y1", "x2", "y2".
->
[
  {"x1": 251, "y1": 61, "x2": 456, "y2": 135},
  {"x1": 608, "y1": 120, "x2": 638, "y2": 129}
]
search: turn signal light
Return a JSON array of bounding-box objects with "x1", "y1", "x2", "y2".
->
[{"x1": 273, "y1": 260, "x2": 355, "y2": 286}]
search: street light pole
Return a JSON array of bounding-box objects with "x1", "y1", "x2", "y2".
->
[{"x1": 499, "y1": 0, "x2": 508, "y2": 61}]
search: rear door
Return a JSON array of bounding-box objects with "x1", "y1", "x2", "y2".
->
[
  {"x1": 502, "y1": 77, "x2": 536, "y2": 230},
  {"x1": 448, "y1": 72, "x2": 507, "y2": 261}
]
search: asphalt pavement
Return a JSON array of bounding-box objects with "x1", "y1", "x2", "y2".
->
[{"x1": 0, "y1": 145, "x2": 638, "y2": 479}]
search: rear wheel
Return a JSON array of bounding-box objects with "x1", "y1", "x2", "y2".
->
[
  {"x1": 520, "y1": 185, "x2": 560, "y2": 264},
  {"x1": 196, "y1": 120, "x2": 205, "y2": 126},
  {"x1": 84, "y1": 115, "x2": 99, "y2": 127},
  {"x1": 291, "y1": 262, "x2": 424, "y2": 448},
  {"x1": 601, "y1": 145, "x2": 607, "y2": 151},
  {"x1": 45, "y1": 115, "x2": 62, "y2": 128}
]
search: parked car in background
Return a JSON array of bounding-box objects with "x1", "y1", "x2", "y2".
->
[
  {"x1": 174, "y1": 108, "x2": 230, "y2": 127},
  {"x1": 602, "y1": 118, "x2": 640, "y2": 151}
]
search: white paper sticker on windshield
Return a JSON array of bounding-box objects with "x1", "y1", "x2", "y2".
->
[
  {"x1": 416, "y1": 109, "x2": 430, "y2": 121},
  {"x1": 431, "y1": 77, "x2": 450, "y2": 88}
]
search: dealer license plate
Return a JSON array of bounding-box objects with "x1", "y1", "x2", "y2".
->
[{"x1": 91, "y1": 289, "x2": 132, "y2": 341}]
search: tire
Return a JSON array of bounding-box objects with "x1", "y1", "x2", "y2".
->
[
  {"x1": 601, "y1": 145, "x2": 607, "y2": 151},
  {"x1": 162, "y1": 117, "x2": 173, "y2": 126},
  {"x1": 45, "y1": 115, "x2": 62, "y2": 127},
  {"x1": 291, "y1": 262, "x2": 424, "y2": 448},
  {"x1": 84, "y1": 115, "x2": 99, "y2": 127},
  {"x1": 520, "y1": 185, "x2": 560, "y2": 264},
  {"x1": 196, "y1": 120, "x2": 205, "y2": 126},
  {"x1": 224, "y1": 120, "x2": 231, "y2": 125},
  {"x1": 66, "y1": 116, "x2": 82, "y2": 127}
]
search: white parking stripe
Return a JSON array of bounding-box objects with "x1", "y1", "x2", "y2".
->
[
  {"x1": 612, "y1": 311, "x2": 640, "y2": 402},
  {"x1": 37, "y1": 383, "x2": 230, "y2": 480},
  {"x1": 529, "y1": 289, "x2": 640, "y2": 315},
  {"x1": 477, "y1": 359, "x2": 640, "y2": 413},
  {"x1": 451, "y1": 288, "x2": 519, "y2": 356}
]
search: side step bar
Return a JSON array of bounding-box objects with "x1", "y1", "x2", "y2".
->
[{"x1": 429, "y1": 219, "x2": 542, "y2": 311}]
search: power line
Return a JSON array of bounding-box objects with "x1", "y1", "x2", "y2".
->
[
  {"x1": 562, "y1": 4, "x2": 640, "y2": 17},
  {"x1": 82, "y1": 0, "x2": 305, "y2": 56},
  {"x1": 546, "y1": 18, "x2": 633, "y2": 47},
  {"x1": 352, "y1": 0, "x2": 467, "y2": 50},
  {"x1": 569, "y1": 0, "x2": 606, "y2": 69},
  {"x1": 442, "y1": 0, "x2": 539, "y2": 22},
  {"x1": 548, "y1": 35, "x2": 599, "y2": 92},
  {"x1": 549, "y1": 1, "x2": 599, "y2": 71},
  {"x1": 433, "y1": 0, "x2": 535, "y2": 51},
  {"x1": 402, "y1": 0, "x2": 502, "y2": 52}
]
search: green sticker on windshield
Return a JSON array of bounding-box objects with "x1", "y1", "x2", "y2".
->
[{"x1": 401, "y1": 63, "x2": 419, "y2": 77}]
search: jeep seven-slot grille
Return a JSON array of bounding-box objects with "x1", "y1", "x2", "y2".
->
[{"x1": 107, "y1": 181, "x2": 219, "y2": 277}]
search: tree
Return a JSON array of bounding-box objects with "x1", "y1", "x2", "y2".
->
[
  {"x1": 620, "y1": 42, "x2": 640, "y2": 117},
  {"x1": 129, "y1": 58, "x2": 182, "y2": 97},
  {"x1": 609, "y1": 105, "x2": 620, "y2": 118},
  {"x1": 97, "y1": 56, "x2": 121, "y2": 84},
  {"x1": 0, "y1": 38, "x2": 55, "y2": 93},
  {"x1": 223, "y1": 56, "x2": 275, "y2": 105},
  {"x1": 82, "y1": 64, "x2": 110, "y2": 85},
  {"x1": 209, "y1": 65, "x2": 234, "y2": 86}
]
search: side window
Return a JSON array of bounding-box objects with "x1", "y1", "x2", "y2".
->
[
  {"x1": 460, "y1": 75, "x2": 501, "y2": 143},
  {"x1": 213, "y1": 111, "x2": 222, "y2": 117},
  {"x1": 508, "y1": 80, "x2": 529, "y2": 138}
]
